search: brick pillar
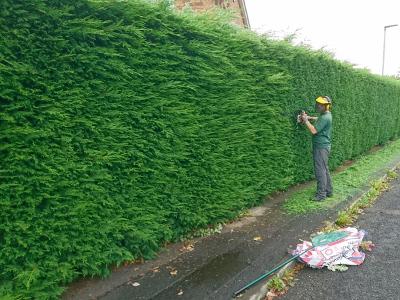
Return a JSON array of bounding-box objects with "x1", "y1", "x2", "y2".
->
[{"x1": 175, "y1": 0, "x2": 215, "y2": 11}]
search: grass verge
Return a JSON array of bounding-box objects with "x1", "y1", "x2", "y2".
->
[{"x1": 283, "y1": 140, "x2": 400, "y2": 214}]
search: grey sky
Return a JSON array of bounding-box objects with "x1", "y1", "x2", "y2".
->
[{"x1": 245, "y1": 0, "x2": 400, "y2": 76}]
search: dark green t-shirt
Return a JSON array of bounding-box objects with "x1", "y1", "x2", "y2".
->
[{"x1": 312, "y1": 111, "x2": 332, "y2": 149}]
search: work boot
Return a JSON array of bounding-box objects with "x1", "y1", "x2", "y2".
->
[
  {"x1": 313, "y1": 196, "x2": 326, "y2": 202},
  {"x1": 314, "y1": 191, "x2": 326, "y2": 201}
]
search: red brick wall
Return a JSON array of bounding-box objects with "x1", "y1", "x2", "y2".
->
[
  {"x1": 175, "y1": 0, "x2": 249, "y2": 27},
  {"x1": 175, "y1": 0, "x2": 215, "y2": 11}
]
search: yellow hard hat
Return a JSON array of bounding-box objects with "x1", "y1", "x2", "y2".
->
[
  {"x1": 315, "y1": 96, "x2": 332, "y2": 109},
  {"x1": 316, "y1": 96, "x2": 331, "y2": 105}
]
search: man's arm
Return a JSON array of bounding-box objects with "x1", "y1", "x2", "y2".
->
[
  {"x1": 300, "y1": 112, "x2": 318, "y2": 134},
  {"x1": 304, "y1": 120, "x2": 317, "y2": 135}
]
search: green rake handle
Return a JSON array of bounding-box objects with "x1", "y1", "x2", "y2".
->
[
  {"x1": 233, "y1": 246, "x2": 313, "y2": 297},
  {"x1": 233, "y1": 230, "x2": 348, "y2": 297}
]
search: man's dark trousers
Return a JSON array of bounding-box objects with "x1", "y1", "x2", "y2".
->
[{"x1": 313, "y1": 147, "x2": 332, "y2": 199}]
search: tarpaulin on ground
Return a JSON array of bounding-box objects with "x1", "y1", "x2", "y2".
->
[{"x1": 292, "y1": 227, "x2": 366, "y2": 268}]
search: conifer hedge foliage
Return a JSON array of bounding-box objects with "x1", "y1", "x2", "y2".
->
[{"x1": 1, "y1": 0, "x2": 400, "y2": 298}]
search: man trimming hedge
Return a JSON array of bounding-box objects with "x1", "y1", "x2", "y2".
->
[{"x1": 301, "y1": 96, "x2": 333, "y2": 201}]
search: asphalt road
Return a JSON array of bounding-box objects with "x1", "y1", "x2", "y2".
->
[{"x1": 282, "y1": 174, "x2": 400, "y2": 300}]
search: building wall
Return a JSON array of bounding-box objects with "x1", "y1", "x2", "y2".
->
[{"x1": 175, "y1": 0, "x2": 250, "y2": 28}]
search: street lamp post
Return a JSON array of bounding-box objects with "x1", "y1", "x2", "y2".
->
[{"x1": 382, "y1": 24, "x2": 398, "y2": 76}]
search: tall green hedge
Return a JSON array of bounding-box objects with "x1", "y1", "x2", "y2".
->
[
  {"x1": 285, "y1": 49, "x2": 400, "y2": 180},
  {"x1": 1, "y1": 0, "x2": 400, "y2": 298}
]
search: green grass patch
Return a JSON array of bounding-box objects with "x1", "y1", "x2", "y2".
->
[
  {"x1": 283, "y1": 139, "x2": 400, "y2": 214},
  {"x1": 267, "y1": 275, "x2": 286, "y2": 292}
]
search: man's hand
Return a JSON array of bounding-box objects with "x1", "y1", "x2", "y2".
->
[
  {"x1": 303, "y1": 113, "x2": 318, "y2": 134},
  {"x1": 298, "y1": 111, "x2": 317, "y2": 134},
  {"x1": 300, "y1": 112, "x2": 309, "y2": 123},
  {"x1": 297, "y1": 111, "x2": 308, "y2": 123}
]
